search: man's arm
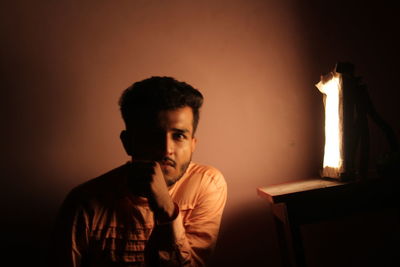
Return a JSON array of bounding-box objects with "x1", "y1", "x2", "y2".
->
[
  {"x1": 142, "y1": 163, "x2": 227, "y2": 266},
  {"x1": 50, "y1": 190, "x2": 90, "y2": 267}
]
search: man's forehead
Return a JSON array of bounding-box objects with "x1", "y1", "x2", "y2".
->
[
  {"x1": 131, "y1": 107, "x2": 194, "y2": 131},
  {"x1": 158, "y1": 107, "x2": 194, "y2": 129}
]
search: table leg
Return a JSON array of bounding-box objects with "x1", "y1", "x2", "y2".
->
[{"x1": 272, "y1": 203, "x2": 307, "y2": 267}]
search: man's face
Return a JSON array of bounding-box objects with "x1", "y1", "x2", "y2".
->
[{"x1": 122, "y1": 106, "x2": 197, "y2": 187}]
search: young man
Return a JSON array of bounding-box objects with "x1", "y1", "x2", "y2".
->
[{"x1": 51, "y1": 77, "x2": 227, "y2": 266}]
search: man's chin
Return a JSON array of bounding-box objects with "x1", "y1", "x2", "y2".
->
[
  {"x1": 165, "y1": 176, "x2": 179, "y2": 187},
  {"x1": 161, "y1": 169, "x2": 175, "y2": 184},
  {"x1": 163, "y1": 160, "x2": 191, "y2": 187}
]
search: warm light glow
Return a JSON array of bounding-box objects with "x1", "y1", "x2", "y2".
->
[{"x1": 316, "y1": 72, "x2": 344, "y2": 178}]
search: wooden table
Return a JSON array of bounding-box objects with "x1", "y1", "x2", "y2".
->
[{"x1": 257, "y1": 177, "x2": 399, "y2": 267}]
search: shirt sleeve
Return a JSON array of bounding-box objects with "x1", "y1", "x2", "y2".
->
[
  {"x1": 145, "y1": 170, "x2": 227, "y2": 266},
  {"x1": 50, "y1": 189, "x2": 90, "y2": 267}
]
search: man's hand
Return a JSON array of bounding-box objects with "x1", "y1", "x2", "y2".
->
[{"x1": 129, "y1": 161, "x2": 176, "y2": 221}]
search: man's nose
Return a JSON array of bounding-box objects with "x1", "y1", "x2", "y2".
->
[{"x1": 158, "y1": 134, "x2": 174, "y2": 156}]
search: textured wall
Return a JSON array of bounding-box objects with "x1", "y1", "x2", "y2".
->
[{"x1": 1, "y1": 0, "x2": 399, "y2": 266}]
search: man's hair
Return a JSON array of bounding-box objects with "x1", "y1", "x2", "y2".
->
[{"x1": 119, "y1": 76, "x2": 204, "y2": 134}]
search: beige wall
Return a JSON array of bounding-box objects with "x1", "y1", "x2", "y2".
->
[{"x1": 1, "y1": 0, "x2": 399, "y2": 266}]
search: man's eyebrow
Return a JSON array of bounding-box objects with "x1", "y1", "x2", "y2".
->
[{"x1": 171, "y1": 128, "x2": 190, "y2": 133}]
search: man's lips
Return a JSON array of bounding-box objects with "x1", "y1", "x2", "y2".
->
[{"x1": 159, "y1": 159, "x2": 176, "y2": 168}]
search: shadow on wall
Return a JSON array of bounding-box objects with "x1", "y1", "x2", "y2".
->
[
  {"x1": 210, "y1": 199, "x2": 281, "y2": 267},
  {"x1": 2, "y1": 213, "x2": 54, "y2": 266}
]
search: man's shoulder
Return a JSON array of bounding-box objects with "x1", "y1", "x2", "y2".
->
[
  {"x1": 170, "y1": 162, "x2": 226, "y2": 203},
  {"x1": 188, "y1": 162, "x2": 223, "y2": 176},
  {"x1": 186, "y1": 162, "x2": 226, "y2": 189},
  {"x1": 67, "y1": 163, "x2": 129, "y2": 200}
]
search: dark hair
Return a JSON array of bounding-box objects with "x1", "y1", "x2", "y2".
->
[{"x1": 119, "y1": 76, "x2": 203, "y2": 134}]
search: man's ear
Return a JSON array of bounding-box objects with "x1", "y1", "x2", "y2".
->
[{"x1": 120, "y1": 130, "x2": 132, "y2": 156}]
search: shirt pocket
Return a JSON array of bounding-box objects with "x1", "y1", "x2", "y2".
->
[
  {"x1": 92, "y1": 226, "x2": 152, "y2": 263},
  {"x1": 177, "y1": 202, "x2": 194, "y2": 226}
]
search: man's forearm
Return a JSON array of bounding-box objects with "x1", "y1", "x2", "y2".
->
[{"x1": 146, "y1": 210, "x2": 200, "y2": 266}]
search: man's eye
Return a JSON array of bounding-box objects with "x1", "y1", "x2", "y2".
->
[{"x1": 173, "y1": 133, "x2": 186, "y2": 140}]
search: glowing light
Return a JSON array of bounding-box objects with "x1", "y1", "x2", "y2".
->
[{"x1": 316, "y1": 73, "x2": 344, "y2": 178}]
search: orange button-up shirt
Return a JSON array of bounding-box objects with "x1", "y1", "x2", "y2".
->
[{"x1": 51, "y1": 162, "x2": 227, "y2": 266}]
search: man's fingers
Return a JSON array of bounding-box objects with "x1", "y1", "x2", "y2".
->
[
  {"x1": 130, "y1": 161, "x2": 159, "y2": 178},
  {"x1": 128, "y1": 161, "x2": 163, "y2": 194}
]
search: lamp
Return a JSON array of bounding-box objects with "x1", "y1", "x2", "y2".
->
[{"x1": 316, "y1": 62, "x2": 398, "y2": 181}]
